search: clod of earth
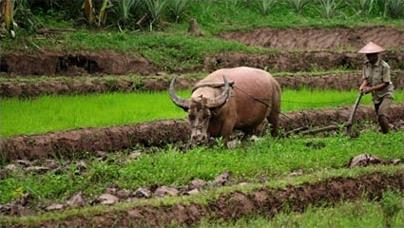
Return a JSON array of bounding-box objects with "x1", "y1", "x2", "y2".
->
[
  {"x1": 189, "y1": 179, "x2": 207, "y2": 190},
  {"x1": 4, "y1": 164, "x2": 17, "y2": 172},
  {"x1": 128, "y1": 151, "x2": 142, "y2": 160},
  {"x1": 226, "y1": 139, "x2": 239, "y2": 149},
  {"x1": 24, "y1": 166, "x2": 50, "y2": 174},
  {"x1": 66, "y1": 192, "x2": 85, "y2": 208},
  {"x1": 347, "y1": 154, "x2": 401, "y2": 168},
  {"x1": 15, "y1": 160, "x2": 32, "y2": 167},
  {"x1": 289, "y1": 169, "x2": 304, "y2": 177},
  {"x1": 133, "y1": 187, "x2": 152, "y2": 199},
  {"x1": 95, "y1": 194, "x2": 119, "y2": 205},
  {"x1": 212, "y1": 172, "x2": 230, "y2": 186},
  {"x1": 41, "y1": 159, "x2": 59, "y2": 169},
  {"x1": 154, "y1": 186, "x2": 179, "y2": 198},
  {"x1": 95, "y1": 150, "x2": 108, "y2": 159},
  {"x1": 185, "y1": 188, "x2": 200, "y2": 195},
  {"x1": 0, "y1": 193, "x2": 33, "y2": 216},
  {"x1": 75, "y1": 160, "x2": 87, "y2": 173},
  {"x1": 116, "y1": 189, "x2": 132, "y2": 200},
  {"x1": 105, "y1": 187, "x2": 118, "y2": 195},
  {"x1": 45, "y1": 204, "x2": 64, "y2": 211}
]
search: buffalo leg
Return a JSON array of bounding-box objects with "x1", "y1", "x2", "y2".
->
[
  {"x1": 220, "y1": 120, "x2": 236, "y2": 147},
  {"x1": 252, "y1": 119, "x2": 268, "y2": 136},
  {"x1": 268, "y1": 107, "x2": 280, "y2": 137}
]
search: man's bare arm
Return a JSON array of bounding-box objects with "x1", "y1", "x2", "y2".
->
[{"x1": 362, "y1": 82, "x2": 389, "y2": 94}]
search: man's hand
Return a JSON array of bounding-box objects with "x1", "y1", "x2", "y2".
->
[{"x1": 360, "y1": 86, "x2": 372, "y2": 94}]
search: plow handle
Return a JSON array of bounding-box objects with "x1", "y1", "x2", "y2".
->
[{"x1": 345, "y1": 92, "x2": 363, "y2": 132}]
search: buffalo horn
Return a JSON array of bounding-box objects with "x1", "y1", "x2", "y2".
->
[
  {"x1": 169, "y1": 76, "x2": 191, "y2": 110},
  {"x1": 206, "y1": 75, "x2": 230, "y2": 108}
]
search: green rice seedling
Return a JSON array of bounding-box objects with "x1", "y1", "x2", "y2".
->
[
  {"x1": 255, "y1": 0, "x2": 278, "y2": 15},
  {"x1": 318, "y1": 0, "x2": 343, "y2": 19},
  {"x1": 1, "y1": 89, "x2": 403, "y2": 137},
  {"x1": 287, "y1": 0, "x2": 310, "y2": 14}
]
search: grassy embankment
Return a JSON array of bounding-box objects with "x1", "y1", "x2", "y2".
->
[
  {"x1": 199, "y1": 191, "x2": 404, "y2": 228},
  {"x1": 0, "y1": 129, "x2": 402, "y2": 204},
  {"x1": 2, "y1": 89, "x2": 403, "y2": 137},
  {"x1": 0, "y1": 165, "x2": 402, "y2": 226},
  {"x1": 1, "y1": 1, "x2": 403, "y2": 72}
]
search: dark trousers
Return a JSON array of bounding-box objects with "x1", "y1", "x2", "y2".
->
[{"x1": 374, "y1": 97, "x2": 392, "y2": 134}]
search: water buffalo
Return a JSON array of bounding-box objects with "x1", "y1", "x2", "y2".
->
[{"x1": 169, "y1": 66, "x2": 281, "y2": 146}]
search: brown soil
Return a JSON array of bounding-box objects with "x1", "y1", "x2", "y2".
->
[
  {"x1": 276, "y1": 71, "x2": 404, "y2": 90},
  {"x1": 9, "y1": 171, "x2": 403, "y2": 227},
  {"x1": 0, "y1": 77, "x2": 198, "y2": 97},
  {"x1": 1, "y1": 49, "x2": 402, "y2": 76},
  {"x1": 1, "y1": 71, "x2": 403, "y2": 98},
  {"x1": 1, "y1": 105, "x2": 403, "y2": 161},
  {"x1": 0, "y1": 51, "x2": 156, "y2": 76},
  {"x1": 204, "y1": 50, "x2": 403, "y2": 72},
  {"x1": 219, "y1": 26, "x2": 404, "y2": 50}
]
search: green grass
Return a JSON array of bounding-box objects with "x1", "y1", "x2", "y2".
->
[
  {"x1": 0, "y1": 129, "x2": 402, "y2": 204},
  {"x1": 198, "y1": 191, "x2": 404, "y2": 228},
  {"x1": 1, "y1": 89, "x2": 403, "y2": 137},
  {"x1": 184, "y1": 0, "x2": 404, "y2": 33}
]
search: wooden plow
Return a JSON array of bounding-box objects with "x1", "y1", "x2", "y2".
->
[{"x1": 285, "y1": 92, "x2": 364, "y2": 138}]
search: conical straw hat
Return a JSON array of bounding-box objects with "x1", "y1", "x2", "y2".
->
[{"x1": 358, "y1": 42, "x2": 385, "y2": 54}]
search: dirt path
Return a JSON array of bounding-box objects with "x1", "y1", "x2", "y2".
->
[
  {"x1": 219, "y1": 26, "x2": 404, "y2": 50},
  {"x1": 5, "y1": 171, "x2": 403, "y2": 227},
  {"x1": 1, "y1": 105, "x2": 403, "y2": 161},
  {"x1": 1, "y1": 71, "x2": 403, "y2": 98}
]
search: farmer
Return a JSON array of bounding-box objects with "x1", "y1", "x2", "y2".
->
[{"x1": 358, "y1": 42, "x2": 394, "y2": 134}]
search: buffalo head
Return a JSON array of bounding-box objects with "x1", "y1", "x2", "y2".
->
[{"x1": 169, "y1": 76, "x2": 230, "y2": 145}]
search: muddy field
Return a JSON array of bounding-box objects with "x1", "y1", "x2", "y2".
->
[
  {"x1": 5, "y1": 171, "x2": 402, "y2": 227},
  {"x1": 1, "y1": 71, "x2": 403, "y2": 97},
  {"x1": 219, "y1": 26, "x2": 404, "y2": 50},
  {"x1": 1, "y1": 104, "x2": 403, "y2": 161},
  {"x1": 204, "y1": 51, "x2": 403, "y2": 72}
]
